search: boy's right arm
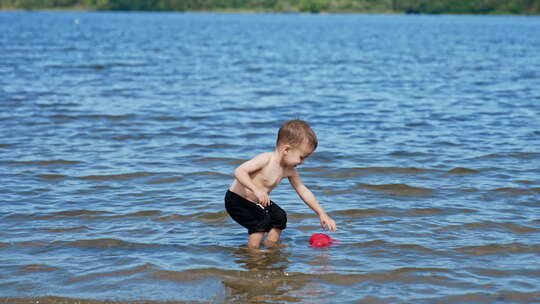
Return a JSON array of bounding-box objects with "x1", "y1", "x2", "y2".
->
[{"x1": 233, "y1": 153, "x2": 271, "y2": 206}]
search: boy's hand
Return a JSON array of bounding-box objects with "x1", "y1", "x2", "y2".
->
[
  {"x1": 254, "y1": 190, "x2": 271, "y2": 207},
  {"x1": 320, "y1": 214, "x2": 337, "y2": 232}
]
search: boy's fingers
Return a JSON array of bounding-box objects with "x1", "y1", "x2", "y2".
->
[{"x1": 326, "y1": 221, "x2": 336, "y2": 232}]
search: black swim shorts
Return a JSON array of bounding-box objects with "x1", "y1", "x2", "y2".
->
[{"x1": 225, "y1": 190, "x2": 287, "y2": 235}]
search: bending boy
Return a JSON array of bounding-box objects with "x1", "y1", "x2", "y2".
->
[{"x1": 225, "y1": 119, "x2": 337, "y2": 249}]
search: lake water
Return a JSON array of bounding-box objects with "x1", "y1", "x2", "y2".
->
[{"x1": 1, "y1": 11, "x2": 539, "y2": 303}]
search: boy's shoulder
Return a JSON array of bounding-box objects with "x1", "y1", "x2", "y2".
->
[
  {"x1": 243, "y1": 151, "x2": 274, "y2": 167},
  {"x1": 251, "y1": 151, "x2": 275, "y2": 161},
  {"x1": 247, "y1": 151, "x2": 283, "y2": 170}
]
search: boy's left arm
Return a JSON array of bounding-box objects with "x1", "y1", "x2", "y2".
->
[{"x1": 288, "y1": 171, "x2": 337, "y2": 232}]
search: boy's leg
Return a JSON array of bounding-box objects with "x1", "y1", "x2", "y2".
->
[
  {"x1": 248, "y1": 232, "x2": 265, "y2": 249},
  {"x1": 264, "y1": 228, "x2": 282, "y2": 248},
  {"x1": 265, "y1": 203, "x2": 286, "y2": 248}
]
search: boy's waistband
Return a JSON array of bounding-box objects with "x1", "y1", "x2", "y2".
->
[
  {"x1": 226, "y1": 190, "x2": 267, "y2": 209},
  {"x1": 226, "y1": 189, "x2": 253, "y2": 204}
]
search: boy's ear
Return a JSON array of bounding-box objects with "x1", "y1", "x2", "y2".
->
[{"x1": 281, "y1": 144, "x2": 291, "y2": 154}]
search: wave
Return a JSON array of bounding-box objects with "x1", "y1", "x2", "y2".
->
[
  {"x1": 19, "y1": 264, "x2": 61, "y2": 273},
  {"x1": 490, "y1": 187, "x2": 540, "y2": 196},
  {"x1": 455, "y1": 243, "x2": 540, "y2": 255},
  {"x1": 153, "y1": 267, "x2": 235, "y2": 283},
  {"x1": 437, "y1": 222, "x2": 540, "y2": 234},
  {"x1": 195, "y1": 157, "x2": 242, "y2": 164},
  {"x1": 322, "y1": 188, "x2": 356, "y2": 195},
  {"x1": 147, "y1": 176, "x2": 183, "y2": 184},
  {"x1": 306, "y1": 206, "x2": 474, "y2": 220},
  {"x1": 190, "y1": 171, "x2": 230, "y2": 178},
  {"x1": 56, "y1": 238, "x2": 161, "y2": 250},
  {"x1": 432, "y1": 291, "x2": 540, "y2": 303},
  {"x1": 447, "y1": 167, "x2": 481, "y2": 174},
  {"x1": 190, "y1": 211, "x2": 229, "y2": 222},
  {"x1": 389, "y1": 151, "x2": 429, "y2": 157},
  {"x1": 46, "y1": 62, "x2": 148, "y2": 70},
  {"x1": 112, "y1": 134, "x2": 153, "y2": 141},
  {"x1": 253, "y1": 90, "x2": 286, "y2": 97},
  {"x1": 150, "y1": 115, "x2": 178, "y2": 121},
  {"x1": 222, "y1": 106, "x2": 253, "y2": 112},
  {"x1": 332, "y1": 209, "x2": 395, "y2": 218},
  {"x1": 183, "y1": 143, "x2": 237, "y2": 149},
  {"x1": 333, "y1": 208, "x2": 450, "y2": 218},
  {"x1": 46, "y1": 226, "x2": 90, "y2": 233},
  {"x1": 69, "y1": 263, "x2": 154, "y2": 283},
  {"x1": 53, "y1": 113, "x2": 134, "y2": 121},
  {"x1": 468, "y1": 267, "x2": 540, "y2": 278},
  {"x1": 0, "y1": 297, "x2": 163, "y2": 304},
  {"x1": 1, "y1": 159, "x2": 82, "y2": 166},
  {"x1": 305, "y1": 267, "x2": 461, "y2": 286},
  {"x1": 156, "y1": 214, "x2": 190, "y2": 221},
  {"x1": 110, "y1": 210, "x2": 164, "y2": 218},
  {"x1": 473, "y1": 152, "x2": 540, "y2": 160},
  {"x1": 347, "y1": 240, "x2": 440, "y2": 254},
  {"x1": 4, "y1": 209, "x2": 178, "y2": 221},
  {"x1": 37, "y1": 102, "x2": 79, "y2": 108},
  {"x1": 357, "y1": 183, "x2": 434, "y2": 197},
  {"x1": 245, "y1": 66, "x2": 263, "y2": 73},
  {"x1": 3, "y1": 210, "x2": 110, "y2": 221},
  {"x1": 78, "y1": 172, "x2": 155, "y2": 181},
  {"x1": 3, "y1": 209, "x2": 230, "y2": 224},
  {"x1": 39, "y1": 174, "x2": 67, "y2": 180},
  {"x1": 288, "y1": 213, "x2": 319, "y2": 220},
  {"x1": 321, "y1": 167, "x2": 433, "y2": 178}
]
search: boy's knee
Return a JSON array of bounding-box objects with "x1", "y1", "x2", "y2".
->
[
  {"x1": 264, "y1": 239, "x2": 277, "y2": 248},
  {"x1": 248, "y1": 242, "x2": 261, "y2": 249},
  {"x1": 266, "y1": 228, "x2": 282, "y2": 244},
  {"x1": 248, "y1": 232, "x2": 264, "y2": 249}
]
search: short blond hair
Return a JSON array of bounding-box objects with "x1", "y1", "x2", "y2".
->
[{"x1": 276, "y1": 119, "x2": 318, "y2": 150}]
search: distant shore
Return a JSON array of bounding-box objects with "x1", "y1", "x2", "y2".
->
[
  {"x1": 1, "y1": 7, "x2": 539, "y2": 15},
  {"x1": 1, "y1": 0, "x2": 540, "y2": 15}
]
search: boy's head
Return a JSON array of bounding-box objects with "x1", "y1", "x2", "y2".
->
[
  {"x1": 277, "y1": 120, "x2": 317, "y2": 168},
  {"x1": 277, "y1": 119, "x2": 318, "y2": 151}
]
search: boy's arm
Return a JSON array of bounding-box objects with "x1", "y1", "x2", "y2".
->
[
  {"x1": 288, "y1": 171, "x2": 337, "y2": 232},
  {"x1": 234, "y1": 152, "x2": 271, "y2": 206}
]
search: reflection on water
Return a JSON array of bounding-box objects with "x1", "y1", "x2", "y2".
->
[
  {"x1": 225, "y1": 248, "x2": 295, "y2": 302},
  {"x1": 225, "y1": 248, "x2": 338, "y2": 303},
  {"x1": 233, "y1": 247, "x2": 291, "y2": 272}
]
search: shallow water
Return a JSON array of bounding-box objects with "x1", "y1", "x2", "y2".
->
[{"x1": 1, "y1": 11, "x2": 539, "y2": 303}]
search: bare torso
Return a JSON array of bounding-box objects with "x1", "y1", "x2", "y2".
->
[{"x1": 229, "y1": 152, "x2": 293, "y2": 203}]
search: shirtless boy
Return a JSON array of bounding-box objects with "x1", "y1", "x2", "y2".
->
[{"x1": 225, "y1": 119, "x2": 337, "y2": 249}]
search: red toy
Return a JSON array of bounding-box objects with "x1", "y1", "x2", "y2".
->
[{"x1": 309, "y1": 233, "x2": 339, "y2": 247}]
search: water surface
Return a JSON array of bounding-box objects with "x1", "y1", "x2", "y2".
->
[{"x1": 1, "y1": 12, "x2": 540, "y2": 303}]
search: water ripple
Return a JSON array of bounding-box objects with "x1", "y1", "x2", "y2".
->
[{"x1": 1, "y1": 12, "x2": 539, "y2": 303}]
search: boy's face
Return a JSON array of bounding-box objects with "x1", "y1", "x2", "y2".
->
[{"x1": 283, "y1": 141, "x2": 314, "y2": 168}]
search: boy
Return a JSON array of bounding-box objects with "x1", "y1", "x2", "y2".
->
[{"x1": 225, "y1": 119, "x2": 337, "y2": 249}]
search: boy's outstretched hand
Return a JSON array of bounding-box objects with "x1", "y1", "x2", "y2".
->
[{"x1": 320, "y1": 214, "x2": 337, "y2": 232}]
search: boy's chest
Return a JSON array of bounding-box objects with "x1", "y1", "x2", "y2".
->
[{"x1": 257, "y1": 166, "x2": 284, "y2": 188}]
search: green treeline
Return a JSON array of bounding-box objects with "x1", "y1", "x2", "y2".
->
[{"x1": 1, "y1": 0, "x2": 539, "y2": 14}]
